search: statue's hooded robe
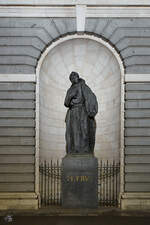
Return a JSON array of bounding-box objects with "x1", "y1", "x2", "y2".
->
[{"x1": 64, "y1": 78, "x2": 98, "y2": 154}]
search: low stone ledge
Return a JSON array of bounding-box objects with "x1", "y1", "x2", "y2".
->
[{"x1": 0, "y1": 193, "x2": 39, "y2": 210}]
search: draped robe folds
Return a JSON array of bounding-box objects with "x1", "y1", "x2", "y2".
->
[{"x1": 64, "y1": 79, "x2": 98, "y2": 154}]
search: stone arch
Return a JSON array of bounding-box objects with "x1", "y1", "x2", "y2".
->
[{"x1": 36, "y1": 33, "x2": 124, "y2": 164}]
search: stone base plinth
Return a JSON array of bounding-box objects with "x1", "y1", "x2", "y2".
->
[
  {"x1": 121, "y1": 193, "x2": 150, "y2": 210},
  {"x1": 0, "y1": 193, "x2": 39, "y2": 210},
  {"x1": 61, "y1": 154, "x2": 98, "y2": 208}
]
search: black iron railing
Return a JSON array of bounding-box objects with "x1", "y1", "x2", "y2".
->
[
  {"x1": 98, "y1": 160, "x2": 120, "y2": 207},
  {"x1": 39, "y1": 160, "x2": 61, "y2": 206},
  {"x1": 39, "y1": 160, "x2": 120, "y2": 207}
]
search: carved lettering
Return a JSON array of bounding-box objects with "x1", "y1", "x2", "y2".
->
[
  {"x1": 76, "y1": 176, "x2": 80, "y2": 182},
  {"x1": 66, "y1": 175, "x2": 89, "y2": 182},
  {"x1": 80, "y1": 176, "x2": 89, "y2": 182}
]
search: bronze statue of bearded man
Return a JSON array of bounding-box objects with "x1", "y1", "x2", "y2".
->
[{"x1": 64, "y1": 72, "x2": 98, "y2": 154}]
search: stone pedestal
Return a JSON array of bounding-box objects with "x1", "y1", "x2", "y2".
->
[{"x1": 61, "y1": 154, "x2": 98, "y2": 208}]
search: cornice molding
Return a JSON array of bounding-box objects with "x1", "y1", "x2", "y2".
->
[
  {"x1": 0, "y1": 0, "x2": 150, "y2": 6},
  {"x1": 0, "y1": 7, "x2": 75, "y2": 17},
  {"x1": 1, "y1": 6, "x2": 150, "y2": 18},
  {"x1": 87, "y1": 7, "x2": 150, "y2": 17}
]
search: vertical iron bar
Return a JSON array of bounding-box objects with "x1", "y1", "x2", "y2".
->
[
  {"x1": 110, "y1": 161, "x2": 113, "y2": 206},
  {"x1": 102, "y1": 160, "x2": 103, "y2": 206},
  {"x1": 57, "y1": 160, "x2": 59, "y2": 205},
  {"x1": 97, "y1": 162, "x2": 99, "y2": 205},
  {"x1": 98, "y1": 161, "x2": 99, "y2": 205},
  {"x1": 105, "y1": 161, "x2": 107, "y2": 206},
  {"x1": 41, "y1": 162, "x2": 43, "y2": 206},
  {"x1": 50, "y1": 159, "x2": 53, "y2": 205},
  {"x1": 40, "y1": 163, "x2": 42, "y2": 206},
  {"x1": 109, "y1": 161, "x2": 111, "y2": 207},
  {"x1": 107, "y1": 161, "x2": 109, "y2": 207},
  {"x1": 116, "y1": 162, "x2": 118, "y2": 207},
  {"x1": 52, "y1": 160, "x2": 54, "y2": 205},
  {"x1": 112, "y1": 160, "x2": 115, "y2": 206},
  {"x1": 55, "y1": 161, "x2": 56, "y2": 205},
  {"x1": 54, "y1": 161, "x2": 56, "y2": 205},
  {"x1": 106, "y1": 160, "x2": 108, "y2": 206},
  {"x1": 58, "y1": 160, "x2": 60, "y2": 205},
  {"x1": 115, "y1": 162, "x2": 116, "y2": 206},
  {"x1": 55, "y1": 161, "x2": 57, "y2": 205},
  {"x1": 100, "y1": 160, "x2": 102, "y2": 206},
  {"x1": 59, "y1": 162, "x2": 62, "y2": 205},
  {"x1": 42, "y1": 161, "x2": 44, "y2": 206},
  {"x1": 98, "y1": 161, "x2": 101, "y2": 206},
  {"x1": 55, "y1": 160, "x2": 58, "y2": 205},
  {"x1": 40, "y1": 163, "x2": 42, "y2": 205},
  {"x1": 114, "y1": 161, "x2": 116, "y2": 206},
  {"x1": 44, "y1": 160, "x2": 46, "y2": 206},
  {"x1": 118, "y1": 162, "x2": 120, "y2": 207},
  {"x1": 59, "y1": 161, "x2": 60, "y2": 205},
  {"x1": 39, "y1": 163, "x2": 41, "y2": 205},
  {"x1": 98, "y1": 161, "x2": 100, "y2": 206},
  {"x1": 103, "y1": 161, "x2": 105, "y2": 206},
  {"x1": 59, "y1": 160, "x2": 60, "y2": 205},
  {"x1": 102, "y1": 160, "x2": 104, "y2": 206},
  {"x1": 39, "y1": 163, "x2": 42, "y2": 205},
  {"x1": 48, "y1": 162, "x2": 50, "y2": 205}
]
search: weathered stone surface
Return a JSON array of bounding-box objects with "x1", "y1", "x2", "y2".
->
[{"x1": 61, "y1": 154, "x2": 98, "y2": 208}]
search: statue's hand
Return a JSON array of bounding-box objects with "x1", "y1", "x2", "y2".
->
[
  {"x1": 88, "y1": 110, "x2": 96, "y2": 118},
  {"x1": 70, "y1": 96, "x2": 78, "y2": 105}
]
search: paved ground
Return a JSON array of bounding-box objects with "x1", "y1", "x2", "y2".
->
[
  {"x1": 0, "y1": 207, "x2": 150, "y2": 225},
  {"x1": 1, "y1": 215, "x2": 150, "y2": 225}
]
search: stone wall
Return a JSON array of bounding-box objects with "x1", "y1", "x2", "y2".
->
[{"x1": 0, "y1": 5, "x2": 150, "y2": 208}]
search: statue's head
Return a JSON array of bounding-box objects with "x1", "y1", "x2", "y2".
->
[{"x1": 69, "y1": 71, "x2": 79, "y2": 84}]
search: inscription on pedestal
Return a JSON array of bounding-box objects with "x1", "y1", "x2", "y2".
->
[{"x1": 66, "y1": 175, "x2": 90, "y2": 182}]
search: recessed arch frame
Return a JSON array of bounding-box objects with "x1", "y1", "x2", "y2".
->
[{"x1": 35, "y1": 33, "x2": 125, "y2": 202}]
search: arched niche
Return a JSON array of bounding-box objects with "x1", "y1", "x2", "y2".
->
[{"x1": 37, "y1": 34, "x2": 124, "y2": 162}]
